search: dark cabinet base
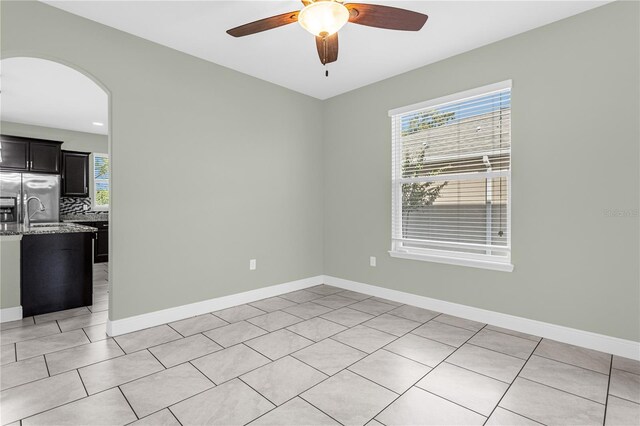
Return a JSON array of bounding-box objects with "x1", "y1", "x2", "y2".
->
[{"x1": 21, "y1": 233, "x2": 93, "y2": 317}]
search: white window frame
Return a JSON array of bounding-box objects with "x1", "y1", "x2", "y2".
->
[
  {"x1": 90, "y1": 153, "x2": 109, "y2": 211},
  {"x1": 388, "y1": 80, "x2": 513, "y2": 272}
]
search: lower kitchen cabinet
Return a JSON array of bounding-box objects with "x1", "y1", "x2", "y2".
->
[
  {"x1": 21, "y1": 232, "x2": 93, "y2": 317},
  {"x1": 94, "y1": 221, "x2": 108, "y2": 263}
]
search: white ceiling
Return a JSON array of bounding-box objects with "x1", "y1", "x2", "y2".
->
[
  {"x1": 43, "y1": 0, "x2": 610, "y2": 100},
  {"x1": 0, "y1": 57, "x2": 108, "y2": 135}
]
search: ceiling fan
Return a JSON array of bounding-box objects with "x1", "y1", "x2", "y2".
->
[{"x1": 226, "y1": 0, "x2": 428, "y2": 73}]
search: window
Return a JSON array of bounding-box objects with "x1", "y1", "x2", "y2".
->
[
  {"x1": 389, "y1": 81, "x2": 512, "y2": 271},
  {"x1": 91, "y1": 153, "x2": 109, "y2": 211}
]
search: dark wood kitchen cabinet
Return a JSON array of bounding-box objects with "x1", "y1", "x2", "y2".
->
[
  {"x1": 94, "y1": 221, "x2": 109, "y2": 263},
  {"x1": 0, "y1": 134, "x2": 62, "y2": 173},
  {"x1": 62, "y1": 150, "x2": 90, "y2": 197},
  {"x1": 21, "y1": 232, "x2": 93, "y2": 317}
]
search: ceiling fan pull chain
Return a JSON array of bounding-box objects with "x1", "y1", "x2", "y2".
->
[{"x1": 322, "y1": 32, "x2": 329, "y2": 77}]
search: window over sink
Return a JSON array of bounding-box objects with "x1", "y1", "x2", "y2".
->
[{"x1": 91, "y1": 153, "x2": 109, "y2": 211}]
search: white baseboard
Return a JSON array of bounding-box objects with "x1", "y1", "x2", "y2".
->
[
  {"x1": 106, "y1": 275, "x2": 324, "y2": 336},
  {"x1": 0, "y1": 306, "x2": 23, "y2": 323},
  {"x1": 323, "y1": 275, "x2": 640, "y2": 361}
]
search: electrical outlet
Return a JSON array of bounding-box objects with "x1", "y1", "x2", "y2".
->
[
  {"x1": 83, "y1": 204, "x2": 89, "y2": 211},
  {"x1": 249, "y1": 259, "x2": 256, "y2": 270},
  {"x1": 370, "y1": 256, "x2": 376, "y2": 267}
]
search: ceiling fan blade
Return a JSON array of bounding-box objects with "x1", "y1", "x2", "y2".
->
[
  {"x1": 316, "y1": 33, "x2": 339, "y2": 65},
  {"x1": 345, "y1": 3, "x2": 428, "y2": 31},
  {"x1": 227, "y1": 11, "x2": 300, "y2": 37}
]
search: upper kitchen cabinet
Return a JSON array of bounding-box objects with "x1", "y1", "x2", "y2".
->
[
  {"x1": 61, "y1": 150, "x2": 90, "y2": 197},
  {"x1": 0, "y1": 135, "x2": 62, "y2": 173}
]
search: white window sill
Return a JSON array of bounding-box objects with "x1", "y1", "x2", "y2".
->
[{"x1": 389, "y1": 250, "x2": 514, "y2": 272}]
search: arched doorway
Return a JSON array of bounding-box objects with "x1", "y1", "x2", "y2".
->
[{"x1": 0, "y1": 56, "x2": 113, "y2": 338}]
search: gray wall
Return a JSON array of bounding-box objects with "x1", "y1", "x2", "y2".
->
[
  {"x1": 1, "y1": 1, "x2": 324, "y2": 320},
  {"x1": 322, "y1": 1, "x2": 640, "y2": 342},
  {"x1": 1, "y1": 121, "x2": 108, "y2": 153}
]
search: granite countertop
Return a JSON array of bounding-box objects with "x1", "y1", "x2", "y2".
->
[
  {"x1": 60, "y1": 213, "x2": 108, "y2": 223},
  {"x1": 0, "y1": 222, "x2": 97, "y2": 237}
]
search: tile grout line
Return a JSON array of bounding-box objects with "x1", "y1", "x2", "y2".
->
[
  {"x1": 117, "y1": 385, "x2": 140, "y2": 420},
  {"x1": 482, "y1": 338, "x2": 543, "y2": 424},
  {"x1": 369, "y1": 323, "x2": 490, "y2": 423},
  {"x1": 516, "y1": 376, "x2": 608, "y2": 406}
]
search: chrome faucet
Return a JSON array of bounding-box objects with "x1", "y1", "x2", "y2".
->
[{"x1": 24, "y1": 196, "x2": 45, "y2": 228}]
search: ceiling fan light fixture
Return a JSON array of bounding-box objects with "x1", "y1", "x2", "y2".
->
[{"x1": 298, "y1": 1, "x2": 349, "y2": 37}]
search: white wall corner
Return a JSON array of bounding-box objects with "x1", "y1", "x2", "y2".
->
[
  {"x1": 322, "y1": 275, "x2": 640, "y2": 361},
  {"x1": 0, "y1": 306, "x2": 23, "y2": 323},
  {"x1": 106, "y1": 275, "x2": 324, "y2": 337}
]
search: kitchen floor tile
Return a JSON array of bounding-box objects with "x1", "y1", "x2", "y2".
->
[
  {"x1": 0, "y1": 370, "x2": 86, "y2": 425},
  {"x1": 1, "y1": 344, "x2": 16, "y2": 365},
  {"x1": 250, "y1": 297, "x2": 298, "y2": 313},
  {"x1": 468, "y1": 329, "x2": 538, "y2": 359},
  {"x1": 613, "y1": 356, "x2": 640, "y2": 375},
  {"x1": 168, "y1": 314, "x2": 227, "y2": 337},
  {"x1": 337, "y1": 290, "x2": 372, "y2": 301},
  {"x1": 130, "y1": 409, "x2": 181, "y2": 426},
  {"x1": 306, "y1": 285, "x2": 344, "y2": 296},
  {"x1": 362, "y1": 314, "x2": 421, "y2": 337},
  {"x1": 500, "y1": 378, "x2": 605, "y2": 425},
  {"x1": 279, "y1": 290, "x2": 323, "y2": 303},
  {"x1": 283, "y1": 302, "x2": 333, "y2": 320},
  {"x1": 534, "y1": 339, "x2": 611, "y2": 374},
  {"x1": 120, "y1": 363, "x2": 213, "y2": 418},
  {"x1": 369, "y1": 297, "x2": 403, "y2": 307},
  {"x1": 388, "y1": 305, "x2": 440, "y2": 323},
  {"x1": 1, "y1": 317, "x2": 35, "y2": 331},
  {"x1": 321, "y1": 307, "x2": 374, "y2": 327},
  {"x1": 113, "y1": 325, "x2": 182, "y2": 354},
  {"x1": 286, "y1": 317, "x2": 347, "y2": 341},
  {"x1": 605, "y1": 395, "x2": 640, "y2": 425},
  {"x1": 348, "y1": 299, "x2": 397, "y2": 316},
  {"x1": 45, "y1": 339, "x2": 124, "y2": 375},
  {"x1": 349, "y1": 349, "x2": 431, "y2": 393},
  {"x1": 33, "y1": 307, "x2": 91, "y2": 324},
  {"x1": 412, "y1": 320, "x2": 476, "y2": 347},
  {"x1": 16, "y1": 329, "x2": 89, "y2": 360},
  {"x1": 292, "y1": 338, "x2": 367, "y2": 375},
  {"x1": 245, "y1": 329, "x2": 314, "y2": 360},
  {"x1": 57, "y1": 311, "x2": 108, "y2": 333},
  {"x1": 88, "y1": 301, "x2": 108, "y2": 313},
  {"x1": 83, "y1": 324, "x2": 108, "y2": 342},
  {"x1": 247, "y1": 311, "x2": 303, "y2": 332},
  {"x1": 447, "y1": 343, "x2": 525, "y2": 383},
  {"x1": 417, "y1": 362, "x2": 508, "y2": 416},
  {"x1": 332, "y1": 325, "x2": 396, "y2": 353},
  {"x1": 0, "y1": 322, "x2": 60, "y2": 346},
  {"x1": 609, "y1": 368, "x2": 640, "y2": 403},
  {"x1": 0, "y1": 356, "x2": 48, "y2": 390},
  {"x1": 213, "y1": 304, "x2": 266, "y2": 323},
  {"x1": 148, "y1": 333, "x2": 222, "y2": 368},
  {"x1": 301, "y1": 370, "x2": 397, "y2": 426},
  {"x1": 78, "y1": 350, "x2": 164, "y2": 395},
  {"x1": 241, "y1": 356, "x2": 327, "y2": 405},
  {"x1": 313, "y1": 294, "x2": 359, "y2": 309},
  {"x1": 376, "y1": 387, "x2": 486, "y2": 426},
  {"x1": 191, "y1": 343, "x2": 270, "y2": 384},
  {"x1": 433, "y1": 314, "x2": 485, "y2": 332},
  {"x1": 21, "y1": 387, "x2": 135, "y2": 426},
  {"x1": 203, "y1": 320, "x2": 267, "y2": 348},
  {"x1": 485, "y1": 407, "x2": 542, "y2": 425},
  {"x1": 519, "y1": 355, "x2": 609, "y2": 403},
  {"x1": 171, "y1": 378, "x2": 274, "y2": 425},
  {"x1": 385, "y1": 333, "x2": 455, "y2": 367},
  {"x1": 250, "y1": 397, "x2": 339, "y2": 425}
]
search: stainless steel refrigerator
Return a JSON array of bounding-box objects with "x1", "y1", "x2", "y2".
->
[{"x1": 0, "y1": 172, "x2": 60, "y2": 224}]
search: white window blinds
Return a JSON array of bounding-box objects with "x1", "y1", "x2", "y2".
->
[{"x1": 390, "y1": 81, "x2": 512, "y2": 270}]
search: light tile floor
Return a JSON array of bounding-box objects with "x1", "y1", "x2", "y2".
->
[{"x1": 1, "y1": 270, "x2": 639, "y2": 425}]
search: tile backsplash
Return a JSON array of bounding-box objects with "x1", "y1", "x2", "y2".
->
[{"x1": 60, "y1": 197, "x2": 108, "y2": 215}]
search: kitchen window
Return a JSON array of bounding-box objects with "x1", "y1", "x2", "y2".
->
[
  {"x1": 91, "y1": 153, "x2": 109, "y2": 211},
  {"x1": 389, "y1": 81, "x2": 513, "y2": 271}
]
